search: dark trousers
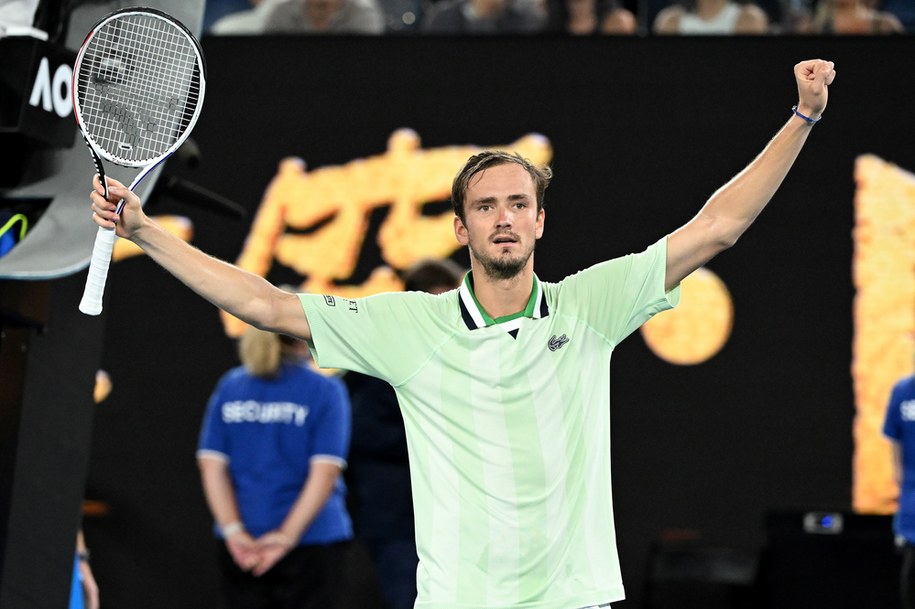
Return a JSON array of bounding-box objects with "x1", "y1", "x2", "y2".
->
[
  {"x1": 362, "y1": 538, "x2": 418, "y2": 609},
  {"x1": 902, "y1": 542, "x2": 915, "y2": 609},
  {"x1": 218, "y1": 540, "x2": 352, "y2": 609}
]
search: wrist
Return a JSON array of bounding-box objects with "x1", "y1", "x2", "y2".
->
[
  {"x1": 77, "y1": 549, "x2": 91, "y2": 563},
  {"x1": 791, "y1": 104, "x2": 821, "y2": 124},
  {"x1": 273, "y1": 530, "x2": 296, "y2": 548},
  {"x1": 221, "y1": 521, "x2": 245, "y2": 539}
]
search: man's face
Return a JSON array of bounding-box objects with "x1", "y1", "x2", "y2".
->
[{"x1": 454, "y1": 163, "x2": 544, "y2": 280}]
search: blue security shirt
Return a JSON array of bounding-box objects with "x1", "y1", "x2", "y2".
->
[
  {"x1": 198, "y1": 361, "x2": 353, "y2": 545},
  {"x1": 883, "y1": 374, "x2": 915, "y2": 542}
]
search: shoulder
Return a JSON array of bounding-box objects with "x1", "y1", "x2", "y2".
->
[
  {"x1": 261, "y1": 0, "x2": 300, "y2": 19},
  {"x1": 895, "y1": 375, "x2": 915, "y2": 394},
  {"x1": 219, "y1": 366, "x2": 250, "y2": 386},
  {"x1": 652, "y1": 4, "x2": 685, "y2": 33},
  {"x1": 873, "y1": 10, "x2": 905, "y2": 32},
  {"x1": 734, "y1": 2, "x2": 769, "y2": 32}
]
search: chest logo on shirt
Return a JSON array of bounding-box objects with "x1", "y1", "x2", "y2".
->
[
  {"x1": 548, "y1": 334, "x2": 570, "y2": 352},
  {"x1": 902, "y1": 400, "x2": 915, "y2": 422}
]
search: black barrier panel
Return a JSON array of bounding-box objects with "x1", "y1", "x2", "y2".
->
[{"x1": 757, "y1": 511, "x2": 901, "y2": 609}]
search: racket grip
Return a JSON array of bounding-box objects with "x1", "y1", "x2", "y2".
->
[{"x1": 79, "y1": 227, "x2": 117, "y2": 316}]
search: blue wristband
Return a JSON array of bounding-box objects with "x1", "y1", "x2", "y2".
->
[{"x1": 792, "y1": 105, "x2": 821, "y2": 124}]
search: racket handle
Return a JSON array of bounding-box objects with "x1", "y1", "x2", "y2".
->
[{"x1": 79, "y1": 227, "x2": 117, "y2": 316}]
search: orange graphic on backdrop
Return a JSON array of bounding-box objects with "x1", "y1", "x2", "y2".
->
[{"x1": 852, "y1": 154, "x2": 915, "y2": 514}]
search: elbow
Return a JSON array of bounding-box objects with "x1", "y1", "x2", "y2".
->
[
  {"x1": 717, "y1": 232, "x2": 739, "y2": 252},
  {"x1": 704, "y1": 213, "x2": 742, "y2": 253}
]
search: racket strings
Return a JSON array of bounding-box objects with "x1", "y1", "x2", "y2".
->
[{"x1": 76, "y1": 13, "x2": 202, "y2": 165}]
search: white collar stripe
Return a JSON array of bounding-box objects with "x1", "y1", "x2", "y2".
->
[{"x1": 459, "y1": 281, "x2": 487, "y2": 329}]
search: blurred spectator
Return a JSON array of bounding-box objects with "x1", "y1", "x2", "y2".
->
[
  {"x1": 881, "y1": 0, "x2": 914, "y2": 31},
  {"x1": 197, "y1": 326, "x2": 354, "y2": 609},
  {"x1": 203, "y1": 0, "x2": 253, "y2": 33},
  {"x1": 545, "y1": 0, "x2": 638, "y2": 33},
  {"x1": 345, "y1": 258, "x2": 465, "y2": 609},
  {"x1": 212, "y1": 0, "x2": 386, "y2": 33},
  {"x1": 210, "y1": 0, "x2": 270, "y2": 33},
  {"x1": 769, "y1": 0, "x2": 814, "y2": 33},
  {"x1": 421, "y1": 0, "x2": 547, "y2": 33},
  {"x1": 652, "y1": 0, "x2": 769, "y2": 33},
  {"x1": 798, "y1": 0, "x2": 904, "y2": 33},
  {"x1": 883, "y1": 368, "x2": 915, "y2": 609}
]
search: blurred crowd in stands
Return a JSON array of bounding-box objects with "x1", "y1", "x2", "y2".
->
[{"x1": 202, "y1": 0, "x2": 911, "y2": 36}]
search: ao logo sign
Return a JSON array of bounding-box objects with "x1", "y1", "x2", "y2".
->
[{"x1": 28, "y1": 57, "x2": 72, "y2": 118}]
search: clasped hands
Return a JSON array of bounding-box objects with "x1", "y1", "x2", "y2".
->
[{"x1": 225, "y1": 529, "x2": 295, "y2": 577}]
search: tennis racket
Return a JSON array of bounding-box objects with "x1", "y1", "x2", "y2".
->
[{"x1": 73, "y1": 7, "x2": 206, "y2": 315}]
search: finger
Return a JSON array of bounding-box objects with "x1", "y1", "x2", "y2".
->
[
  {"x1": 107, "y1": 184, "x2": 127, "y2": 202},
  {"x1": 253, "y1": 557, "x2": 277, "y2": 577},
  {"x1": 813, "y1": 60, "x2": 834, "y2": 86},
  {"x1": 824, "y1": 62, "x2": 836, "y2": 86},
  {"x1": 91, "y1": 191, "x2": 115, "y2": 210},
  {"x1": 91, "y1": 199, "x2": 119, "y2": 221}
]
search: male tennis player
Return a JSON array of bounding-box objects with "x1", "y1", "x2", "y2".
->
[{"x1": 89, "y1": 59, "x2": 835, "y2": 609}]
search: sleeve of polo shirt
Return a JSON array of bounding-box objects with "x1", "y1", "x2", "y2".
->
[
  {"x1": 884, "y1": 380, "x2": 906, "y2": 442},
  {"x1": 298, "y1": 291, "x2": 438, "y2": 384},
  {"x1": 309, "y1": 376, "x2": 352, "y2": 467},
  {"x1": 559, "y1": 236, "x2": 680, "y2": 347}
]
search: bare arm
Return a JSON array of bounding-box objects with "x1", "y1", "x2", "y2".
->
[
  {"x1": 892, "y1": 442, "x2": 904, "y2": 488},
  {"x1": 198, "y1": 455, "x2": 260, "y2": 571},
  {"x1": 90, "y1": 178, "x2": 310, "y2": 340},
  {"x1": 665, "y1": 59, "x2": 836, "y2": 292},
  {"x1": 252, "y1": 460, "x2": 344, "y2": 577},
  {"x1": 76, "y1": 529, "x2": 99, "y2": 609}
]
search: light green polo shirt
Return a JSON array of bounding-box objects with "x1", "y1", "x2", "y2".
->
[{"x1": 301, "y1": 237, "x2": 679, "y2": 609}]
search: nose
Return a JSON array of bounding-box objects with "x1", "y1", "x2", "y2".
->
[{"x1": 496, "y1": 205, "x2": 513, "y2": 228}]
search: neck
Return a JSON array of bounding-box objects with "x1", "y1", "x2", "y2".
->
[{"x1": 469, "y1": 260, "x2": 535, "y2": 319}]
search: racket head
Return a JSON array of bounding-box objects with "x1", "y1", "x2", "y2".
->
[{"x1": 72, "y1": 7, "x2": 206, "y2": 169}]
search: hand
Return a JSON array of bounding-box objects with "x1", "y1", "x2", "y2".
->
[
  {"x1": 90, "y1": 175, "x2": 146, "y2": 239},
  {"x1": 225, "y1": 531, "x2": 260, "y2": 572},
  {"x1": 251, "y1": 530, "x2": 295, "y2": 577},
  {"x1": 793, "y1": 59, "x2": 836, "y2": 120}
]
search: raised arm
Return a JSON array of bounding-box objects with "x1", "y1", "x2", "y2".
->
[
  {"x1": 90, "y1": 177, "x2": 311, "y2": 340},
  {"x1": 665, "y1": 59, "x2": 836, "y2": 292}
]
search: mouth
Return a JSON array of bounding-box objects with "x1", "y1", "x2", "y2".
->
[{"x1": 492, "y1": 233, "x2": 519, "y2": 246}]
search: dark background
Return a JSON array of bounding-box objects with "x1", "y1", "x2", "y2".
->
[{"x1": 76, "y1": 35, "x2": 913, "y2": 608}]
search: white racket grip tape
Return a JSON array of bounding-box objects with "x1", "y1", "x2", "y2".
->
[{"x1": 79, "y1": 227, "x2": 117, "y2": 315}]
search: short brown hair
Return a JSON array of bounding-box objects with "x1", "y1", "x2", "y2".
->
[
  {"x1": 451, "y1": 151, "x2": 552, "y2": 224},
  {"x1": 403, "y1": 258, "x2": 465, "y2": 293}
]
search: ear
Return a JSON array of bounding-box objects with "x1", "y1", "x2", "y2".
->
[
  {"x1": 454, "y1": 215, "x2": 469, "y2": 246},
  {"x1": 535, "y1": 208, "x2": 545, "y2": 240}
]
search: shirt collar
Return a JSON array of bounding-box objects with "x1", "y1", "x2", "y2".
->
[{"x1": 458, "y1": 271, "x2": 548, "y2": 331}]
